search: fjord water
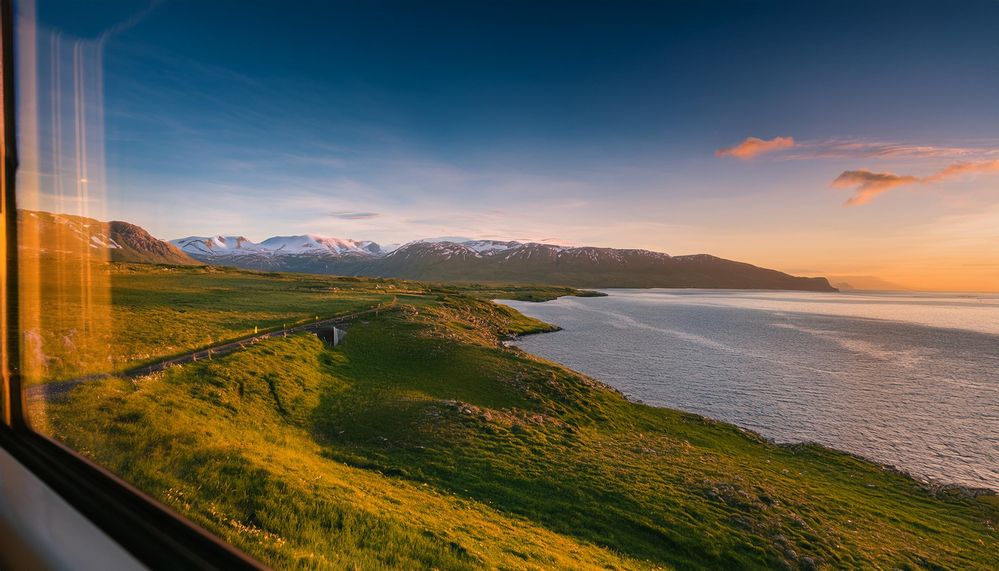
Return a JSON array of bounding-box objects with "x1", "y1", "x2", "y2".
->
[{"x1": 499, "y1": 290, "x2": 999, "y2": 490}]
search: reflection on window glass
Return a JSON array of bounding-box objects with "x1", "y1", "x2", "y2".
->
[{"x1": 13, "y1": 0, "x2": 999, "y2": 569}]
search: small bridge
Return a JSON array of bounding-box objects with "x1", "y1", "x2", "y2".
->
[{"x1": 314, "y1": 326, "x2": 345, "y2": 346}]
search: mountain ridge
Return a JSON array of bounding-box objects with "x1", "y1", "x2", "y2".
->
[
  {"x1": 170, "y1": 229, "x2": 837, "y2": 292},
  {"x1": 14, "y1": 210, "x2": 836, "y2": 291},
  {"x1": 18, "y1": 210, "x2": 200, "y2": 266}
]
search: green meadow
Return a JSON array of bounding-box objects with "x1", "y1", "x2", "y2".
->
[
  {"x1": 35, "y1": 265, "x2": 999, "y2": 570},
  {"x1": 22, "y1": 263, "x2": 408, "y2": 381}
]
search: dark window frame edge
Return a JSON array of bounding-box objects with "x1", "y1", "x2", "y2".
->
[{"x1": 0, "y1": 1, "x2": 268, "y2": 568}]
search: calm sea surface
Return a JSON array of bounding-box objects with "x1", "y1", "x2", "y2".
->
[{"x1": 498, "y1": 290, "x2": 999, "y2": 490}]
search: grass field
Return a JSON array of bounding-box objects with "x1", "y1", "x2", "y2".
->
[
  {"x1": 19, "y1": 262, "x2": 404, "y2": 381},
  {"x1": 20, "y1": 262, "x2": 583, "y2": 382},
  {"x1": 34, "y1": 264, "x2": 999, "y2": 570}
]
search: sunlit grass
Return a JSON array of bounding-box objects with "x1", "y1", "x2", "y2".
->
[
  {"x1": 41, "y1": 268, "x2": 998, "y2": 569},
  {"x1": 46, "y1": 335, "x2": 649, "y2": 570},
  {"x1": 22, "y1": 263, "x2": 414, "y2": 381}
]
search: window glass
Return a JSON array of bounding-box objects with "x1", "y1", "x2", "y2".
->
[{"x1": 12, "y1": 1, "x2": 999, "y2": 570}]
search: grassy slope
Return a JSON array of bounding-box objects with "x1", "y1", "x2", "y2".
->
[
  {"x1": 22, "y1": 264, "x2": 401, "y2": 381},
  {"x1": 47, "y1": 335, "x2": 640, "y2": 570},
  {"x1": 23, "y1": 262, "x2": 587, "y2": 382},
  {"x1": 41, "y1": 271, "x2": 998, "y2": 570}
]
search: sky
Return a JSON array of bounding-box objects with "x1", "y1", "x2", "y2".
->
[{"x1": 16, "y1": 0, "x2": 999, "y2": 291}]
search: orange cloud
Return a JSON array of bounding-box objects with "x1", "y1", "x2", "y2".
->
[
  {"x1": 831, "y1": 170, "x2": 920, "y2": 206},
  {"x1": 715, "y1": 136, "x2": 795, "y2": 159},
  {"x1": 833, "y1": 159, "x2": 999, "y2": 206},
  {"x1": 923, "y1": 159, "x2": 999, "y2": 183}
]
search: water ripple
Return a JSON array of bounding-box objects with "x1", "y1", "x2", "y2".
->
[{"x1": 500, "y1": 290, "x2": 999, "y2": 490}]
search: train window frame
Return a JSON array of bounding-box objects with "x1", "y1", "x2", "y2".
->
[{"x1": 0, "y1": 1, "x2": 266, "y2": 568}]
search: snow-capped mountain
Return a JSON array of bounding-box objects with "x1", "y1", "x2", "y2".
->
[
  {"x1": 171, "y1": 232, "x2": 835, "y2": 291},
  {"x1": 170, "y1": 233, "x2": 399, "y2": 274},
  {"x1": 172, "y1": 234, "x2": 390, "y2": 259},
  {"x1": 258, "y1": 235, "x2": 379, "y2": 256},
  {"x1": 455, "y1": 240, "x2": 523, "y2": 254},
  {"x1": 405, "y1": 238, "x2": 521, "y2": 254},
  {"x1": 172, "y1": 236, "x2": 264, "y2": 256}
]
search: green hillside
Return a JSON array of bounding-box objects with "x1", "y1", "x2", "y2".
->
[{"x1": 37, "y1": 265, "x2": 998, "y2": 570}]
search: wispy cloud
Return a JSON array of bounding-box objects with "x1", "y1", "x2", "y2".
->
[
  {"x1": 327, "y1": 211, "x2": 380, "y2": 220},
  {"x1": 923, "y1": 159, "x2": 999, "y2": 183},
  {"x1": 98, "y1": 0, "x2": 163, "y2": 45},
  {"x1": 718, "y1": 135, "x2": 999, "y2": 161},
  {"x1": 789, "y1": 140, "x2": 994, "y2": 160},
  {"x1": 715, "y1": 136, "x2": 795, "y2": 159},
  {"x1": 832, "y1": 159, "x2": 999, "y2": 205}
]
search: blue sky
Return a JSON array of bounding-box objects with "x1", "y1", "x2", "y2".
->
[{"x1": 17, "y1": 0, "x2": 999, "y2": 290}]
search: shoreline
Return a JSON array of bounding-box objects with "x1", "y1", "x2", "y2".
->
[{"x1": 497, "y1": 294, "x2": 998, "y2": 497}]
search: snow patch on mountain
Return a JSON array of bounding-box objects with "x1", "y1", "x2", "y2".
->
[
  {"x1": 462, "y1": 240, "x2": 522, "y2": 254},
  {"x1": 89, "y1": 234, "x2": 121, "y2": 249},
  {"x1": 172, "y1": 236, "x2": 263, "y2": 256},
  {"x1": 258, "y1": 235, "x2": 376, "y2": 256}
]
